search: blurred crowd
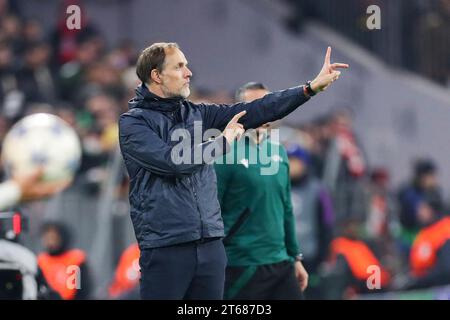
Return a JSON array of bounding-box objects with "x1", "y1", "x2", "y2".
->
[
  {"x1": 286, "y1": 0, "x2": 450, "y2": 86},
  {"x1": 277, "y1": 110, "x2": 450, "y2": 299},
  {"x1": 1, "y1": 0, "x2": 450, "y2": 300},
  {"x1": 0, "y1": 0, "x2": 136, "y2": 190}
]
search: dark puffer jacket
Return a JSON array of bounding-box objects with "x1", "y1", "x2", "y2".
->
[{"x1": 119, "y1": 83, "x2": 309, "y2": 249}]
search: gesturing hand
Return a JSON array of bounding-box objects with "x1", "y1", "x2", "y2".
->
[
  {"x1": 223, "y1": 111, "x2": 246, "y2": 144},
  {"x1": 310, "y1": 46, "x2": 349, "y2": 93}
]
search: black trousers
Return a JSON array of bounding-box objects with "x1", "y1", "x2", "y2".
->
[
  {"x1": 224, "y1": 260, "x2": 304, "y2": 300},
  {"x1": 139, "y1": 238, "x2": 227, "y2": 300}
]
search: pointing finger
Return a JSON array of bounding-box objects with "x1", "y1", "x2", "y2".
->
[
  {"x1": 324, "y1": 46, "x2": 331, "y2": 65},
  {"x1": 230, "y1": 110, "x2": 247, "y2": 123}
]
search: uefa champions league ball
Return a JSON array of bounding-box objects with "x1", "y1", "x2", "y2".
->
[{"x1": 2, "y1": 113, "x2": 82, "y2": 181}]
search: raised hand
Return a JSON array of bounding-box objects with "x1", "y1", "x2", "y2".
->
[
  {"x1": 310, "y1": 46, "x2": 349, "y2": 93},
  {"x1": 223, "y1": 111, "x2": 246, "y2": 144}
]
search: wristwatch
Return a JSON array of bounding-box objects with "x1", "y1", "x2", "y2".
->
[
  {"x1": 295, "y1": 253, "x2": 304, "y2": 262},
  {"x1": 304, "y1": 81, "x2": 316, "y2": 97}
]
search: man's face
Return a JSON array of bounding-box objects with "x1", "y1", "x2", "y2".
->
[
  {"x1": 158, "y1": 47, "x2": 192, "y2": 98},
  {"x1": 42, "y1": 228, "x2": 62, "y2": 253},
  {"x1": 242, "y1": 89, "x2": 271, "y2": 136},
  {"x1": 420, "y1": 173, "x2": 438, "y2": 190}
]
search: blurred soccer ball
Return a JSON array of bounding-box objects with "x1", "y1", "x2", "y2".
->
[{"x1": 2, "y1": 113, "x2": 81, "y2": 181}]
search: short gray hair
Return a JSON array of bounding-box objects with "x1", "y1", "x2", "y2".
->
[{"x1": 136, "y1": 42, "x2": 179, "y2": 84}]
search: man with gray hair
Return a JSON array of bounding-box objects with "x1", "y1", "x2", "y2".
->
[{"x1": 119, "y1": 42, "x2": 348, "y2": 299}]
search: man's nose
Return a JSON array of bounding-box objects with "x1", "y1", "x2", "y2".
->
[{"x1": 185, "y1": 67, "x2": 192, "y2": 78}]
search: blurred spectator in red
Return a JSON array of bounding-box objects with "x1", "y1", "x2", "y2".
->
[
  {"x1": 108, "y1": 243, "x2": 140, "y2": 299},
  {"x1": 322, "y1": 109, "x2": 367, "y2": 227},
  {"x1": 321, "y1": 219, "x2": 391, "y2": 299},
  {"x1": 38, "y1": 222, "x2": 92, "y2": 300},
  {"x1": 398, "y1": 159, "x2": 444, "y2": 243},
  {"x1": 363, "y1": 168, "x2": 402, "y2": 276},
  {"x1": 50, "y1": 0, "x2": 102, "y2": 65},
  {"x1": 365, "y1": 169, "x2": 394, "y2": 238},
  {"x1": 408, "y1": 207, "x2": 450, "y2": 289}
]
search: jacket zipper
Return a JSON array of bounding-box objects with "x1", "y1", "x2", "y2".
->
[
  {"x1": 189, "y1": 177, "x2": 203, "y2": 241},
  {"x1": 182, "y1": 101, "x2": 203, "y2": 241}
]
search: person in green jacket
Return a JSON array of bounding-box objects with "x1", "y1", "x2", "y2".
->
[{"x1": 214, "y1": 82, "x2": 308, "y2": 300}]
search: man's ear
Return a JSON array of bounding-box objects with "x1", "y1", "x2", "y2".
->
[{"x1": 150, "y1": 69, "x2": 162, "y2": 84}]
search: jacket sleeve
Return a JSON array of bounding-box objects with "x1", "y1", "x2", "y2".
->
[
  {"x1": 119, "y1": 114, "x2": 230, "y2": 177},
  {"x1": 199, "y1": 86, "x2": 309, "y2": 131}
]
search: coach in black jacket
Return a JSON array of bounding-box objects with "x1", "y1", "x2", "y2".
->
[{"x1": 118, "y1": 42, "x2": 348, "y2": 299}]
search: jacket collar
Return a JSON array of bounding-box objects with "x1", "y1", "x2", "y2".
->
[{"x1": 129, "y1": 83, "x2": 184, "y2": 112}]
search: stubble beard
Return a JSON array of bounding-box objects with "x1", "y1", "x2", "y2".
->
[{"x1": 162, "y1": 84, "x2": 190, "y2": 99}]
